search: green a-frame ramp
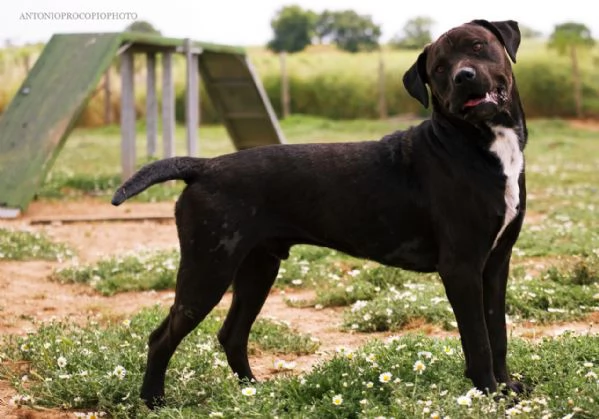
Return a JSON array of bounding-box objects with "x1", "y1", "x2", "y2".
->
[{"x1": 0, "y1": 33, "x2": 284, "y2": 217}]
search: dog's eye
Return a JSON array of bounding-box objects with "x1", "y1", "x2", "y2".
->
[
  {"x1": 473, "y1": 42, "x2": 483, "y2": 52},
  {"x1": 435, "y1": 65, "x2": 445, "y2": 73}
]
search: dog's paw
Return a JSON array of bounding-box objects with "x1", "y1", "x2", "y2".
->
[
  {"x1": 503, "y1": 379, "x2": 528, "y2": 396},
  {"x1": 492, "y1": 380, "x2": 532, "y2": 406},
  {"x1": 142, "y1": 393, "x2": 166, "y2": 410}
]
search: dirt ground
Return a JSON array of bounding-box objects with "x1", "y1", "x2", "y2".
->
[{"x1": 0, "y1": 199, "x2": 597, "y2": 418}]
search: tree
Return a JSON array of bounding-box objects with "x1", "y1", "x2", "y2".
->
[
  {"x1": 390, "y1": 17, "x2": 434, "y2": 50},
  {"x1": 314, "y1": 10, "x2": 384, "y2": 117},
  {"x1": 314, "y1": 10, "x2": 336, "y2": 44},
  {"x1": 267, "y1": 5, "x2": 315, "y2": 53},
  {"x1": 327, "y1": 10, "x2": 381, "y2": 53},
  {"x1": 125, "y1": 20, "x2": 161, "y2": 35},
  {"x1": 519, "y1": 24, "x2": 543, "y2": 39},
  {"x1": 267, "y1": 5, "x2": 315, "y2": 118},
  {"x1": 548, "y1": 22, "x2": 595, "y2": 117}
]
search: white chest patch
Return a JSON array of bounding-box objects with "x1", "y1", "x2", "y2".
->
[{"x1": 490, "y1": 126, "x2": 523, "y2": 248}]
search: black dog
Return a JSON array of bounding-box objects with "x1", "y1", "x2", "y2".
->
[{"x1": 112, "y1": 19, "x2": 527, "y2": 408}]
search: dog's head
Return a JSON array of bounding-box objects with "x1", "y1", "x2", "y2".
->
[{"x1": 403, "y1": 20, "x2": 521, "y2": 123}]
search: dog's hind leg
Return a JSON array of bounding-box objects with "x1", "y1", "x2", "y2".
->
[
  {"x1": 218, "y1": 246, "x2": 281, "y2": 382},
  {"x1": 140, "y1": 252, "x2": 234, "y2": 409}
]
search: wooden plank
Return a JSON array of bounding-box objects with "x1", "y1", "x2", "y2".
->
[
  {"x1": 184, "y1": 39, "x2": 199, "y2": 157},
  {"x1": 210, "y1": 79, "x2": 253, "y2": 87},
  {"x1": 244, "y1": 56, "x2": 286, "y2": 144},
  {"x1": 117, "y1": 32, "x2": 246, "y2": 55},
  {"x1": 0, "y1": 207, "x2": 20, "y2": 218},
  {"x1": 198, "y1": 51, "x2": 285, "y2": 149},
  {"x1": 224, "y1": 112, "x2": 268, "y2": 119},
  {"x1": 0, "y1": 33, "x2": 123, "y2": 211},
  {"x1": 162, "y1": 51, "x2": 175, "y2": 158},
  {"x1": 146, "y1": 52, "x2": 158, "y2": 158},
  {"x1": 120, "y1": 51, "x2": 136, "y2": 181},
  {"x1": 30, "y1": 214, "x2": 174, "y2": 225}
]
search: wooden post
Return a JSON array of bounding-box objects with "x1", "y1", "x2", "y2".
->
[
  {"x1": 378, "y1": 48, "x2": 388, "y2": 120},
  {"x1": 103, "y1": 68, "x2": 112, "y2": 124},
  {"x1": 280, "y1": 51, "x2": 290, "y2": 119},
  {"x1": 162, "y1": 51, "x2": 175, "y2": 158},
  {"x1": 570, "y1": 45, "x2": 583, "y2": 118},
  {"x1": 120, "y1": 51, "x2": 136, "y2": 181},
  {"x1": 184, "y1": 39, "x2": 199, "y2": 157},
  {"x1": 146, "y1": 52, "x2": 158, "y2": 158}
]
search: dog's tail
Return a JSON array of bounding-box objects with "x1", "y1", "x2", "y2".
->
[{"x1": 111, "y1": 156, "x2": 203, "y2": 206}]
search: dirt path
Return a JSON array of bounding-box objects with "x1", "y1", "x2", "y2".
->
[{"x1": 1, "y1": 199, "x2": 597, "y2": 418}]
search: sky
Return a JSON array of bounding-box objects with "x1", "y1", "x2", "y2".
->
[{"x1": 1, "y1": 0, "x2": 597, "y2": 47}]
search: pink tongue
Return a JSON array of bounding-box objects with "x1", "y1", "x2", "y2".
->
[{"x1": 464, "y1": 97, "x2": 485, "y2": 108}]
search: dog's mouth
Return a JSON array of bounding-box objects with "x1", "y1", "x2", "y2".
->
[
  {"x1": 445, "y1": 85, "x2": 509, "y2": 120},
  {"x1": 462, "y1": 91, "x2": 499, "y2": 111}
]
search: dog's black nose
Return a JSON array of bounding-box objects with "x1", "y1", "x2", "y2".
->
[{"x1": 453, "y1": 67, "x2": 476, "y2": 84}]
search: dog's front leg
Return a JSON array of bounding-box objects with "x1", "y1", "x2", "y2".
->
[
  {"x1": 482, "y1": 244, "x2": 527, "y2": 396},
  {"x1": 482, "y1": 248, "x2": 510, "y2": 383},
  {"x1": 483, "y1": 215, "x2": 527, "y2": 395},
  {"x1": 439, "y1": 262, "x2": 497, "y2": 394}
]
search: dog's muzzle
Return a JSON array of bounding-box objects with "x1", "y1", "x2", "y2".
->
[{"x1": 449, "y1": 77, "x2": 507, "y2": 120}]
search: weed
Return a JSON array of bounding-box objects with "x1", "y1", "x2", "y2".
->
[{"x1": 0, "y1": 228, "x2": 73, "y2": 261}]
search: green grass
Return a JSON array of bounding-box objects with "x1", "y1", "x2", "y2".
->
[
  {"x1": 0, "y1": 227, "x2": 73, "y2": 261},
  {"x1": 51, "y1": 249, "x2": 180, "y2": 295},
  {"x1": 0, "y1": 305, "x2": 318, "y2": 416},
  {"x1": 51, "y1": 243, "x2": 357, "y2": 295},
  {"x1": 323, "y1": 253, "x2": 599, "y2": 332},
  {"x1": 1, "y1": 312, "x2": 597, "y2": 418},
  {"x1": 516, "y1": 119, "x2": 599, "y2": 257},
  {"x1": 51, "y1": 245, "x2": 599, "y2": 330}
]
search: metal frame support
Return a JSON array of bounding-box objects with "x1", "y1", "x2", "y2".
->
[
  {"x1": 162, "y1": 51, "x2": 175, "y2": 158},
  {"x1": 146, "y1": 52, "x2": 158, "y2": 158},
  {"x1": 184, "y1": 39, "x2": 200, "y2": 157}
]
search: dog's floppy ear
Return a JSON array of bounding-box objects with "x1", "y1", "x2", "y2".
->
[
  {"x1": 403, "y1": 47, "x2": 429, "y2": 109},
  {"x1": 471, "y1": 19, "x2": 521, "y2": 63}
]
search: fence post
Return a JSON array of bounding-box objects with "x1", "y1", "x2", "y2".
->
[
  {"x1": 184, "y1": 39, "x2": 199, "y2": 157},
  {"x1": 146, "y1": 52, "x2": 158, "y2": 158},
  {"x1": 378, "y1": 48, "x2": 388, "y2": 120},
  {"x1": 120, "y1": 51, "x2": 136, "y2": 181},
  {"x1": 162, "y1": 51, "x2": 175, "y2": 158},
  {"x1": 280, "y1": 51, "x2": 290, "y2": 118}
]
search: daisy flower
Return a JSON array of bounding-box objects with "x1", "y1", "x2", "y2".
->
[
  {"x1": 379, "y1": 372, "x2": 392, "y2": 383},
  {"x1": 112, "y1": 365, "x2": 126, "y2": 380},
  {"x1": 413, "y1": 360, "x2": 426, "y2": 374},
  {"x1": 241, "y1": 387, "x2": 256, "y2": 396},
  {"x1": 57, "y1": 356, "x2": 67, "y2": 368}
]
